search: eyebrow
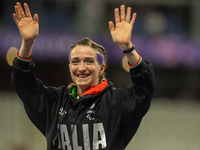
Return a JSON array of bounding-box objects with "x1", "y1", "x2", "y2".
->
[
  {"x1": 71, "y1": 57, "x2": 95, "y2": 62},
  {"x1": 71, "y1": 57, "x2": 95, "y2": 60}
]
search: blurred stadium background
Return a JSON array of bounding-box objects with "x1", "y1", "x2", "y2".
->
[{"x1": 0, "y1": 0, "x2": 200, "y2": 149}]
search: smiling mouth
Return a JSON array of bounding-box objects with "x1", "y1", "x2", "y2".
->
[{"x1": 77, "y1": 75, "x2": 89, "y2": 78}]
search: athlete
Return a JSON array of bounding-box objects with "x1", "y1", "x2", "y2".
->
[{"x1": 12, "y1": 2, "x2": 155, "y2": 150}]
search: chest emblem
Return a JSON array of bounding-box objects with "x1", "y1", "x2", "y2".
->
[
  {"x1": 87, "y1": 103, "x2": 95, "y2": 120},
  {"x1": 59, "y1": 107, "x2": 67, "y2": 116}
]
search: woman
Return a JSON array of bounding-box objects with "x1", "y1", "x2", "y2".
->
[{"x1": 12, "y1": 2, "x2": 155, "y2": 150}]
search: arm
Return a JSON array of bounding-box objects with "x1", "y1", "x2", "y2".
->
[
  {"x1": 109, "y1": 5, "x2": 139, "y2": 65},
  {"x1": 13, "y1": 2, "x2": 39, "y2": 58},
  {"x1": 12, "y1": 3, "x2": 49, "y2": 135},
  {"x1": 109, "y1": 6, "x2": 155, "y2": 146}
]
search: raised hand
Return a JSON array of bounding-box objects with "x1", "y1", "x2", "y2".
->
[
  {"x1": 109, "y1": 5, "x2": 136, "y2": 50},
  {"x1": 13, "y1": 2, "x2": 39, "y2": 42}
]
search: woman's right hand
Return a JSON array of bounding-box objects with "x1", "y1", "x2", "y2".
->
[
  {"x1": 13, "y1": 2, "x2": 39, "y2": 43},
  {"x1": 13, "y1": 2, "x2": 39, "y2": 58}
]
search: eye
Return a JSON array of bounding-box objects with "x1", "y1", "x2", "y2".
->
[
  {"x1": 88, "y1": 60, "x2": 94, "y2": 63},
  {"x1": 86, "y1": 59, "x2": 94, "y2": 64},
  {"x1": 71, "y1": 59, "x2": 79, "y2": 64}
]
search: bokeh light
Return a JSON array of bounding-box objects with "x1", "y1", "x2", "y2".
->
[
  {"x1": 122, "y1": 56, "x2": 130, "y2": 72},
  {"x1": 6, "y1": 47, "x2": 18, "y2": 66}
]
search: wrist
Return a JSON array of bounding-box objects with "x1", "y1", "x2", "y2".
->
[
  {"x1": 119, "y1": 41, "x2": 133, "y2": 51},
  {"x1": 123, "y1": 45, "x2": 135, "y2": 54},
  {"x1": 19, "y1": 39, "x2": 34, "y2": 59},
  {"x1": 22, "y1": 38, "x2": 36, "y2": 46},
  {"x1": 17, "y1": 51, "x2": 32, "y2": 62},
  {"x1": 128, "y1": 55, "x2": 142, "y2": 68}
]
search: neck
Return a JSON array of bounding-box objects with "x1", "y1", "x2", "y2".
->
[
  {"x1": 71, "y1": 79, "x2": 108, "y2": 98},
  {"x1": 76, "y1": 82, "x2": 100, "y2": 96},
  {"x1": 77, "y1": 87, "x2": 84, "y2": 97},
  {"x1": 76, "y1": 85, "x2": 90, "y2": 97}
]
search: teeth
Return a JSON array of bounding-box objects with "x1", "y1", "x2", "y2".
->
[{"x1": 78, "y1": 75, "x2": 88, "y2": 78}]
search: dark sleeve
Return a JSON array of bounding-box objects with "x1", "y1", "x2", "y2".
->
[
  {"x1": 119, "y1": 59, "x2": 155, "y2": 147},
  {"x1": 128, "y1": 59, "x2": 155, "y2": 115},
  {"x1": 11, "y1": 58, "x2": 62, "y2": 136}
]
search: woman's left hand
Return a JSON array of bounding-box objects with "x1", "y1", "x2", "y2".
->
[{"x1": 109, "y1": 5, "x2": 136, "y2": 51}]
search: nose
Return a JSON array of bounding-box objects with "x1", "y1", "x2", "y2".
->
[{"x1": 78, "y1": 61, "x2": 86, "y2": 72}]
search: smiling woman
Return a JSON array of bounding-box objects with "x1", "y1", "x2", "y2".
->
[
  {"x1": 68, "y1": 38, "x2": 107, "y2": 96},
  {"x1": 12, "y1": 2, "x2": 155, "y2": 150},
  {"x1": 68, "y1": 42, "x2": 106, "y2": 96}
]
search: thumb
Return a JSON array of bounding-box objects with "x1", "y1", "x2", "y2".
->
[{"x1": 108, "y1": 21, "x2": 115, "y2": 31}]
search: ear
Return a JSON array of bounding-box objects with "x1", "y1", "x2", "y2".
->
[
  {"x1": 68, "y1": 64, "x2": 71, "y2": 71},
  {"x1": 99, "y1": 63, "x2": 106, "y2": 75}
]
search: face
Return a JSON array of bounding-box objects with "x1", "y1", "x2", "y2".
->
[{"x1": 69, "y1": 45, "x2": 105, "y2": 93}]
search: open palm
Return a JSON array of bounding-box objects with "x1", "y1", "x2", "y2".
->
[
  {"x1": 109, "y1": 5, "x2": 136, "y2": 49},
  {"x1": 13, "y1": 3, "x2": 39, "y2": 41}
]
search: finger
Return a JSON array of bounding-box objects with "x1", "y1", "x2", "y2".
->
[
  {"x1": 24, "y1": 3, "x2": 32, "y2": 18},
  {"x1": 114, "y1": 8, "x2": 120, "y2": 24},
  {"x1": 126, "y1": 7, "x2": 131, "y2": 22},
  {"x1": 17, "y1": 2, "x2": 26, "y2": 17},
  {"x1": 13, "y1": 13, "x2": 19, "y2": 25},
  {"x1": 130, "y1": 13, "x2": 137, "y2": 26},
  {"x1": 15, "y1": 5, "x2": 22, "y2": 21},
  {"x1": 33, "y1": 14, "x2": 39, "y2": 24},
  {"x1": 108, "y1": 21, "x2": 114, "y2": 31},
  {"x1": 120, "y1": 5, "x2": 125, "y2": 22}
]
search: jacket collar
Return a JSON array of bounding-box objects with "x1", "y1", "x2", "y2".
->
[{"x1": 71, "y1": 79, "x2": 109, "y2": 99}]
